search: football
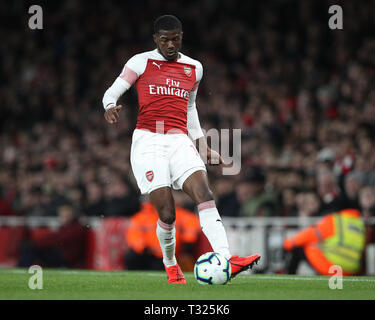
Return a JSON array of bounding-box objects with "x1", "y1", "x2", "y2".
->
[{"x1": 194, "y1": 252, "x2": 231, "y2": 285}]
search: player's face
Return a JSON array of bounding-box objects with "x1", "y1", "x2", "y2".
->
[{"x1": 153, "y1": 29, "x2": 183, "y2": 61}]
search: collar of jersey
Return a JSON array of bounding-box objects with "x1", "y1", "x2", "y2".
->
[{"x1": 153, "y1": 49, "x2": 182, "y2": 62}]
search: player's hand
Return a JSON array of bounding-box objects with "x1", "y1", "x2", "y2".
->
[
  {"x1": 104, "y1": 105, "x2": 123, "y2": 124},
  {"x1": 206, "y1": 148, "x2": 224, "y2": 166}
]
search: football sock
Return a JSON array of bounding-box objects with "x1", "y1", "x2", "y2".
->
[
  {"x1": 156, "y1": 219, "x2": 177, "y2": 267},
  {"x1": 198, "y1": 200, "x2": 231, "y2": 260}
]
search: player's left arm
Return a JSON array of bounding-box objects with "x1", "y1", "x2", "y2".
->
[{"x1": 187, "y1": 62, "x2": 223, "y2": 165}]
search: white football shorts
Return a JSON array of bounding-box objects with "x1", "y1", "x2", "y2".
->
[{"x1": 130, "y1": 129, "x2": 207, "y2": 194}]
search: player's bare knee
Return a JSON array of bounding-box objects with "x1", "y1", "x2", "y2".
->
[
  {"x1": 194, "y1": 187, "x2": 214, "y2": 205},
  {"x1": 157, "y1": 205, "x2": 176, "y2": 225},
  {"x1": 159, "y1": 212, "x2": 175, "y2": 225}
]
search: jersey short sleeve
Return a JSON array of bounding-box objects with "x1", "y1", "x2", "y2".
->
[{"x1": 125, "y1": 54, "x2": 148, "y2": 76}]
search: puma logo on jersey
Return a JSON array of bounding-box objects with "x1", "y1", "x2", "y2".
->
[{"x1": 152, "y1": 62, "x2": 162, "y2": 70}]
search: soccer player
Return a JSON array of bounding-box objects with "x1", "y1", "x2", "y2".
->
[{"x1": 102, "y1": 15, "x2": 260, "y2": 284}]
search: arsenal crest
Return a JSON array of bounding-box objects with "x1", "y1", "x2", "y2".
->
[
  {"x1": 184, "y1": 66, "x2": 192, "y2": 77},
  {"x1": 146, "y1": 170, "x2": 154, "y2": 182}
]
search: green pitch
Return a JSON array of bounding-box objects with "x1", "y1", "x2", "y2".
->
[{"x1": 0, "y1": 268, "x2": 374, "y2": 300}]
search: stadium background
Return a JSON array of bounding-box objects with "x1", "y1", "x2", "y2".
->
[{"x1": 0, "y1": 0, "x2": 374, "y2": 274}]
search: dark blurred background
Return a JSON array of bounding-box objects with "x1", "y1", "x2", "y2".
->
[{"x1": 0, "y1": 0, "x2": 375, "y2": 272}]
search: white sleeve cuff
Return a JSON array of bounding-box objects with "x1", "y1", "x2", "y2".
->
[{"x1": 102, "y1": 77, "x2": 131, "y2": 110}]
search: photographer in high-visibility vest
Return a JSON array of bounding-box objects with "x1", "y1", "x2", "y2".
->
[
  {"x1": 125, "y1": 201, "x2": 201, "y2": 271},
  {"x1": 283, "y1": 209, "x2": 366, "y2": 275}
]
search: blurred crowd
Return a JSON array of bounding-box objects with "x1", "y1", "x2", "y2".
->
[{"x1": 1, "y1": 0, "x2": 375, "y2": 223}]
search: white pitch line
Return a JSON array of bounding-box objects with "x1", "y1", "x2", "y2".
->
[
  {"x1": 239, "y1": 275, "x2": 375, "y2": 282},
  {"x1": 4, "y1": 269, "x2": 375, "y2": 282},
  {"x1": 6, "y1": 270, "x2": 169, "y2": 277},
  {"x1": 5, "y1": 270, "x2": 124, "y2": 276}
]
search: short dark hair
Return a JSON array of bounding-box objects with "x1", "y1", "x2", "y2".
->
[{"x1": 154, "y1": 15, "x2": 182, "y2": 34}]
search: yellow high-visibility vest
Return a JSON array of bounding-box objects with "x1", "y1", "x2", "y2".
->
[{"x1": 320, "y1": 212, "x2": 366, "y2": 273}]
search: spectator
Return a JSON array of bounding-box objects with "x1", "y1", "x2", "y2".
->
[
  {"x1": 0, "y1": 189, "x2": 18, "y2": 216},
  {"x1": 293, "y1": 189, "x2": 321, "y2": 217},
  {"x1": 279, "y1": 187, "x2": 298, "y2": 217},
  {"x1": 17, "y1": 204, "x2": 88, "y2": 268},
  {"x1": 83, "y1": 182, "x2": 106, "y2": 216},
  {"x1": 359, "y1": 185, "x2": 375, "y2": 219},
  {"x1": 239, "y1": 168, "x2": 280, "y2": 217},
  {"x1": 103, "y1": 177, "x2": 140, "y2": 217},
  {"x1": 215, "y1": 178, "x2": 241, "y2": 217},
  {"x1": 316, "y1": 171, "x2": 346, "y2": 214},
  {"x1": 341, "y1": 171, "x2": 365, "y2": 210},
  {"x1": 0, "y1": 0, "x2": 375, "y2": 222}
]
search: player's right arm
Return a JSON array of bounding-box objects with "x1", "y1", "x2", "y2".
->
[
  {"x1": 102, "y1": 54, "x2": 144, "y2": 123},
  {"x1": 102, "y1": 77, "x2": 129, "y2": 123}
]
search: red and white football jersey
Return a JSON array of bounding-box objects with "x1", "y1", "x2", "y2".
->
[{"x1": 119, "y1": 49, "x2": 202, "y2": 134}]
